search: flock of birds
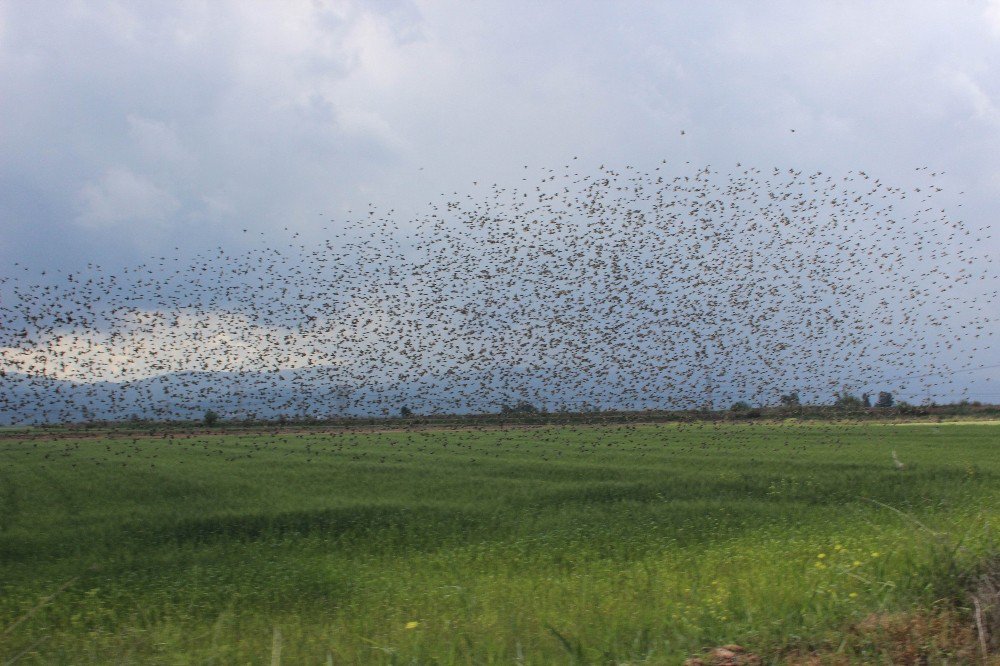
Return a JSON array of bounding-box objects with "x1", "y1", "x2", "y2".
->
[{"x1": 0, "y1": 161, "x2": 994, "y2": 427}]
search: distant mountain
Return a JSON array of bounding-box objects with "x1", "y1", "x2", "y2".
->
[
  {"x1": 0, "y1": 365, "x2": 707, "y2": 425},
  {"x1": 1, "y1": 369, "x2": 350, "y2": 425}
]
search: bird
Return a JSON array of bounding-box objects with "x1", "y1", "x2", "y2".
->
[
  {"x1": 892, "y1": 450, "x2": 906, "y2": 470},
  {"x1": 0, "y1": 158, "x2": 992, "y2": 469}
]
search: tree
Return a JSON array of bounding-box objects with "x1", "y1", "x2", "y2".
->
[
  {"x1": 833, "y1": 391, "x2": 862, "y2": 409},
  {"x1": 501, "y1": 401, "x2": 539, "y2": 415},
  {"x1": 729, "y1": 401, "x2": 761, "y2": 418},
  {"x1": 203, "y1": 409, "x2": 220, "y2": 427},
  {"x1": 779, "y1": 391, "x2": 800, "y2": 407},
  {"x1": 400, "y1": 405, "x2": 413, "y2": 418},
  {"x1": 862, "y1": 393, "x2": 872, "y2": 408},
  {"x1": 875, "y1": 391, "x2": 894, "y2": 408}
]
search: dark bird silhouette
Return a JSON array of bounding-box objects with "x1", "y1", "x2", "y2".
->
[{"x1": 0, "y1": 160, "x2": 993, "y2": 463}]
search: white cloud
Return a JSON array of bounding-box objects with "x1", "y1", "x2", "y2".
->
[
  {"x1": 127, "y1": 114, "x2": 189, "y2": 164},
  {"x1": 0, "y1": 310, "x2": 317, "y2": 382},
  {"x1": 0, "y1": 297, "x2": 404, "y2": 382},
  {"x1": 944, "y1": 69, "x2": 1000, "y2": 126},
  {"x1": 0, "y1": 0, "x2": 996, "y2": 310},
  {"x1": 986, "y1": 0, "x2": 1000, "y2": 37},
  {"x1": 76, "y1": 167, "x2": 180, "y2": 229}
]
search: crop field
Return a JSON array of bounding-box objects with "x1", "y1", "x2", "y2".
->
[{"x1": 1, "y1": 420, "x2": 998, "y2": 663}]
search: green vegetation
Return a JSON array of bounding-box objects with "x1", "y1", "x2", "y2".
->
[{"x1": 1, "y1": 421, "x2": 997, "y2": 663}]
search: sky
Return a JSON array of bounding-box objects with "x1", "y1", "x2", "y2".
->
[{"x1": 1, "y1": 0, "x2": 998, "y2": 410}]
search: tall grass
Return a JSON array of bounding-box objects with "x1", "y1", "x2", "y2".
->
[{"x1": 0, "y1": 421, "x2": 997, "y2": 662}]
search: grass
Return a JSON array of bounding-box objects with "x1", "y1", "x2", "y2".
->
[{"x1": 0, "y1": 420, "x2": 997, "y2": 663}]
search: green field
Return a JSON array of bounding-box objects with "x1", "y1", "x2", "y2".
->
[{"x1": 1, "y1": 420, "x2": 997, "y2": 663}]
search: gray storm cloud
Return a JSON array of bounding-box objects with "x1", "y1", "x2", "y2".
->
[
  {"x1": 2, "y1": 1, "x2": 998, "y2": 266},
  {"x1": 0, "y1": 1, "x2": 997, "y2": 414}
]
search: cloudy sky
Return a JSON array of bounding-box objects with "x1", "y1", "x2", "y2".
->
[
  {"x1": 1, "y1": 1, "x2": 998, "y2": 405},
  {"x1": 2, "y1": 1, "x2": 998, "y2": 265}
]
